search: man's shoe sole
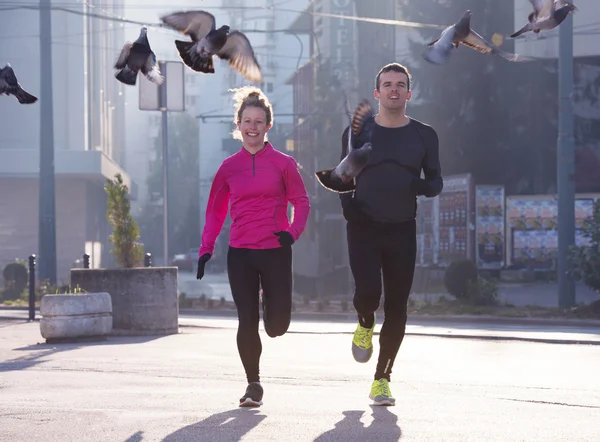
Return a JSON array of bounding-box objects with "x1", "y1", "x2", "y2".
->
[
  {"x1": 239, "y1": 398, "x2": 263, "y2": 407},
  {"x1": 352, "y1": 343, "x2": 373, "y2": 363},
  {"x1": 369, "y1": 394, "x2": 395, "y2": 406}
]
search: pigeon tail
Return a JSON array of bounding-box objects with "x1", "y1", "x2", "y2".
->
[
  {"x1": 145, "y1": 69, "x2": 164, "y2": 85},
  {"x1": 115, "y1": 67, "x2": 138, "y2": 86},
  {"x1": 175, "y1": 40, "x2": 215, "y2": 74},
  {"x1": 14, "y1": 87, "x2": 37, "y2": 104},
  {"x1": 510, "y1": 24, "x2": 531, "y2": 38}
]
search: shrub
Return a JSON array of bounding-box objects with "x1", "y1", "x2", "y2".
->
[
  {"x1": 466, "y1": 276, "x2": 499, "y2": 306},
  {"x1": 341, "y1": 299, "x2": 349, "y2": 312},
  {"x1": 105, "y1": 173, "x2": 144, "y2": 268},
  {"x1": 444, "y1": 259, "x2": 478, "y2": 300},
  {"x1": 2, "y1": 260, "x2": 28, "y2": 301},
  {"x1": 178, "y1": 293, "x2": 193, "y2": 308},
  {"x1": 34, "y1": 279, "x2": 60, "y2": 302},
  {"x1": 569, "y1": 201, "x2": 600, "y2": 294},
  {"x1": 317, "y1": 300, "x2": 325, "y2": 312}
]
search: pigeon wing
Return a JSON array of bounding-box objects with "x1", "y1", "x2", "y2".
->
[
  {"x1": 352, "y1": 99, "x2": 374, "y2": 139},
  {"x1": 160, "y1": 10, "x2": 216, "y2": 41},
  {"x1": 529, "y1": 0, "x2": 554, "y2": 19},
  {"x1": 0, "y1": 68, "x2": 8, "y2": 94},
  {"x1": 461, "y1": 30, "x2": 495, "y2": 55},
  {"x1": 216, "y1": 31, "x2": 263, "y2": 83},
  {"x1": 463, "y1": 30, "x2": 532, "y2": 62},
  {"x1": 115, "y1": 42, "x2": 132, "y2": 69},
  {"x1": 141, "y1": 52, "x2": 164, "y2": 85},
  {"x1": 341, "y1": 91, "x2": 353, "y2": 152}
]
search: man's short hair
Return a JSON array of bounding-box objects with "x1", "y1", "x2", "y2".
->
[{"x1": 375, "y1": 63, "x2": 411, "y2": 91}]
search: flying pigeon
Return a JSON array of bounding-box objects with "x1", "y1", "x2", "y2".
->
[
  {"x1": 160, "y1": 10, "x2": 263, "y2": 83},
  {"x1": 0, "y1": 64, "x2": 37, "y2": 104},
  {"x1": 423, "y1": 10, "x2": 529, "y2": 65},
  {"x1": 511, "y1": 1, "x2": 577, "y2": 38},
  {"x1": 114, "y1": 27, "x2": 164, "y2": 86},
  {"x1": 315, "y1": 97, "x2": 374, "y2": 194}
]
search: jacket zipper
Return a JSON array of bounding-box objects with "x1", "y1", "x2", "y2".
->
[{"x1": 252, "y1": 154, "x2": 256, "y2": 177}]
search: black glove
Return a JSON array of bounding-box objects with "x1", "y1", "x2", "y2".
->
[
  {"x1": 196, "y1": 253, "x2": 211, "y2": 280},
  {"x1": 274, "y1": 231, "x2": 295, "y2": 247},
  {"x1": 410, "y1": 178, "x2": 430, "y2": 196}
]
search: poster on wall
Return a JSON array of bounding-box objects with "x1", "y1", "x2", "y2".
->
[
  {"x1": 416, "y1": 197, "x2": 438, "y2": 266},
  {"x1": 512, "y1": 230, "x2": 558, "y2": 270},
  {"x1": 506, "y1": 196, "x2": 598, "y2": 267},
  {"x1": 437, "y1": 174, "x2": 473, "y2": 266},
  {"x1": 507, "y1": 199, "x2": 557, "y2": 230},
  {"x1": 475, "y1": 185, "x2": 505, "y2": 269},
  {"x1": 575, "y1": 199, "x2": 595, "y2": 228},
  {"x1": 507, "y1": 198, "x2": 594, "y2": 231}
]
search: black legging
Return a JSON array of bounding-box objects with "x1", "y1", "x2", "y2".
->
[
  {"x1": 227, "y1": 245, "x2": 293, "y2": 383},
  {"x1": 347, "y1": 219, "x2": 417, "y2": 382}
]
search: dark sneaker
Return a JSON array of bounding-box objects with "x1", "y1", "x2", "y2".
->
[{"x1": 239, "y1": 382, "x2": 263, "y2": 407}]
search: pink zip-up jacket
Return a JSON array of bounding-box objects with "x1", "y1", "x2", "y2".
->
[{"x1": 199, "y1": 142, "x2": 310, "y2": 257}]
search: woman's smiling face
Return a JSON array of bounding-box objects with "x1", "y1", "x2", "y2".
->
[{"x1": 237, "y1": 106, "x2": 272, "y2": 149}]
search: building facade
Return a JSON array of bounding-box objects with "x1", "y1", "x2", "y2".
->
[{"x1": 0, "y1": 1, "x2": 134, "y2": 283}]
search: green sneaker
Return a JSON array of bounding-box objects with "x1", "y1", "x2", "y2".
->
[
  {"x1": 351, "y1": 315, "x2": 375, "y2": 363},
  {"x1": 369, "y1": 378, "x2": 395, "y2": 406}
]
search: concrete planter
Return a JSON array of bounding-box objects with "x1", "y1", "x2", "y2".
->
[
  {"x1": 40, "y1": 292, "x2": 112, "y2": 343},
  {"x1": 70, "y1": 267, "x2": 178, "y2": 336}
]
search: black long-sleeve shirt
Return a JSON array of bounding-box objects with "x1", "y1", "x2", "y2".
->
[{"x1": 340, "y1": 116, "x2": 443, "y2": 223}]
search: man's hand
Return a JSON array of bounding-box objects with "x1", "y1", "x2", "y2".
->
[
  {"x1": 274, "y1": 231, "x2": 295, "y2": 247},
  {"x1": 341, "y1": 194, "x2": 367, "y2": 223},
  {"x1": 196, "y1": 253, "x2": 211, "y2": 280},
  {"x1": 410, "y1": 178, "x2": 430, "y2": 196}
]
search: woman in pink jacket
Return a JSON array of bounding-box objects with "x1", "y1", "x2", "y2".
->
[{"x1": 196, "y1": 86, "x2": 310, "y2": 407}]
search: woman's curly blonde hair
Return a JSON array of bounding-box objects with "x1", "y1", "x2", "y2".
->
[{"x1": 230, "y1": 86, "x2": 273, "y2": 141}]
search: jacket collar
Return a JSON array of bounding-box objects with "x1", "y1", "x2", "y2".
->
[{"x1": 241, "y1": 141, "x2": 273, "y2": 156}]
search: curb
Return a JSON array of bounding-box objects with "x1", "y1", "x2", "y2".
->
[
  {"x1": 3, "y1": 310, "x2": 599, "y2": 346},
  {"x1": 3, "y1": 306, "x2": 600, "y2": 328},
  {"x1": 400, "y1": 333, "x2": 600, "y2": 346},
  {"x1": 177, "y1": 308, "x2": 600, "y2": 328},
  {"x1": 178, "y1": 322, "x2": 600, "y2": 346}
]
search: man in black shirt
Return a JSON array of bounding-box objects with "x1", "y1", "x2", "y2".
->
[{"x1": 341, "y1": 63, "x2": 443, "y2": 406}]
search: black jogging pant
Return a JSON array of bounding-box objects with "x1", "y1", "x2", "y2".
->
[
  {"x1": 347, "y1": 219, "x2": 417, "y2": 382},
  {"x1": 227, "y1": 245, "x2": 293, "y2": 383}
]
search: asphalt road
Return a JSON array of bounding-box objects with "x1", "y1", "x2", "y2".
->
[{"x1": 1, "y1": 318, "x2": 599, "y2": 441}]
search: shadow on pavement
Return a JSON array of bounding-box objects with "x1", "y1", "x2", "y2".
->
[
  {"x1": 313, "y1": 406, "x2": 402, "y2": 442},
  {"x1": 0, "y1": 326, "x2": 167, "y2": 373},
  {"x1": 124, "y1": 431, "x2": 144, "y2": 442},
  {"x1": 160, "y1": 408, "x2": 266, "y2": 442}
]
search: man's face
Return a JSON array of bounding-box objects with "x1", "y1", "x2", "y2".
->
[{"x1": 374, "y1": 71, "x2": 411, "y2": 111}]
